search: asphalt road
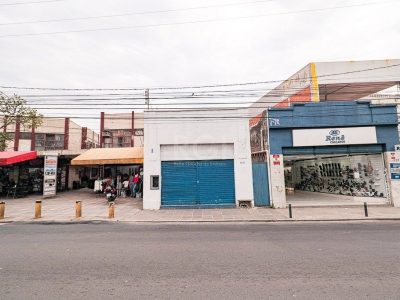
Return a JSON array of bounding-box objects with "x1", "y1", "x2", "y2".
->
[{"x1": 0, "y1": 222, "x2": 400, "y2": 300}]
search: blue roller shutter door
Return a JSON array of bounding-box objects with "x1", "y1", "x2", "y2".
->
[
  {"x1": 161, "y1": 161, "x2": 197, "y2": 206},
  {"x1": 161, "y1": 160, "x2": 235, "y2": 207},
  {"x1": 197, "y1": 160, "x2": 235, "y2": 206}
]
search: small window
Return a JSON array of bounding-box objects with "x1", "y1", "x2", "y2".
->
[
  {"x1": 20, "y1": 132, "x2": 32, "y2": 140},
  {"x1": 35, "y1": 133, "x2": 45, "y2": 140},
  {"x1": 150, "y1": 175, "x2": 159, "y2": 190},
  {"x1": 117, "y1": 137, "x2": 123, "y2": 147}
]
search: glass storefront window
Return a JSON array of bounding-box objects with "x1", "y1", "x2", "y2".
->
[{"x1": 287, "y1": 154, "x2": 386, "y2": 198}]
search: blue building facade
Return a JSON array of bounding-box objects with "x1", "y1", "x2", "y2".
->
[{"x1": 263, "y1": 101, "x2": 400, "y2": 208}]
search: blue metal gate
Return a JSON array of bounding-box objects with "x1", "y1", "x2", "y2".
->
[
  {"x1": 252, "y1": 162, "x2": 270, "y2": 206},
  {"x1": 161, "y1": 160, "x2": 235, "y2": 208},
  {"x1": 161, "y1": 161, "x2": 198, "y2": 206}
]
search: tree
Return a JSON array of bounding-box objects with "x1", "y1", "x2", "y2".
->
[{"x1": 0, "y1": 93, "x2": 42, "y2": 151}]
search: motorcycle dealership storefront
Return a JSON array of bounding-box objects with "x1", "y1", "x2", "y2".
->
[{"x1": 266, "y1": 101, "x2": 400, "y2": 208}]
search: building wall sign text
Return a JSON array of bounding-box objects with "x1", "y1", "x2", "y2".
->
[
  {"x1": 325, "y1": 129, "x2": 346, "y2": 144},
  {"x1": 293, "y1": 126, "x2": 377, "y2": 147}
]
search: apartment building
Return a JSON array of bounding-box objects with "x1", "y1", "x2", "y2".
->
[
  {"x1": 0, "y1": 116, "x2": 100, "y2": 194},
  {"x1": 100, "y1": 112, "x2": 144, "y2": 148},
  {"x1": 1, "y1": 116, "x2": 99, "y2": 154}
]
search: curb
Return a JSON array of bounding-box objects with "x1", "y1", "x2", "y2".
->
[{"x1": 1, "y1": 217, "x2": 400, "y2": 225}]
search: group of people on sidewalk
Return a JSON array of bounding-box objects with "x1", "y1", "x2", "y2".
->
[
  {"x1": 98, "y1": 171, "x2": 143, "y2": 201},
  {"x1": 121, "y1": 173, "x2": 141, "y2": 198}
]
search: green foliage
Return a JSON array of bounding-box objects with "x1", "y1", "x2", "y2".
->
[{"x1": 0, "y1": 93, "x2": 43, "y2": 151}]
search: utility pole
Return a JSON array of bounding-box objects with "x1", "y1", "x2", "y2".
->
[{"x1": 145, "y1": 89, "x2": 150, "y2": 110}]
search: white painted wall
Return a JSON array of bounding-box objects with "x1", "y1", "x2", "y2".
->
[
  {"x1": 35, "y1": 118, "x2": 65, "y2": 134},
  {"x1": 143, "y1": 109, "x2": 254, "y2": 210},
  {"x1": 104, "y1": 113, "x2": 132, "y2": 130},
  {"x1": 269, "y1": 154, "x2": 286, "y2": 208},
  {"x1": 68, "y1": 165, "x2": 80, "y2": 189},
  {"x1": 160, "y1": 144, "x2": 234, "y2": 161},
  {"x1": 384, "y1": 152, "x2": 400, "y2": 207},
  {"x1": 104, "y1": 112, "x2": 144, "y2": 130},
  {"x1": 134, "y1": 135, "x2": 144, "y2": 147},
  {"x1": 18, "y1": 139, "x2": 31, "y2": 151},
  {"x1": 68, "y1": 121, "x2": 83, "y2": 153},
  {"x1": 87, "y1": 128, "x2": 100, "y2": 146}
]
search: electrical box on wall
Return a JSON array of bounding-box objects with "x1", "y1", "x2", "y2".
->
[{"x1": 150, "y1": 175, "x2": 159, "y2": 190}]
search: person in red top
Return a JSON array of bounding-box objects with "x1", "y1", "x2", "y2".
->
[{"x1": 130, "y1": 173, "x2": 140, "y2": 198}]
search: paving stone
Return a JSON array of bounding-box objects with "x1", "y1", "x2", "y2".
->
[{"x1": 1, "y1": 188, "x2": 400, "y2": 222}]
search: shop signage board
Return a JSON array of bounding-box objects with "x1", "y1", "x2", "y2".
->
[
  {"x1": 43, "y1": 155, "x2": 58, "y2": 197},
  {"x1": 292, "y1": 126, "x2": 377, "y2": 147},
  {"x1": 272, "y1": 154, "x2": 281, "y2": 165},
  {"x1": 389, "y1": 152, "x2": 400, "y2": 163},
  {"x1": 389, "y1": 151, "x2": 400, "y2": 180},
  {"x1": 390, "y1": 163, "x2": 400, "y2": 180}
]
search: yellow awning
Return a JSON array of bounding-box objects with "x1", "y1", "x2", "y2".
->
[{"x1": 71, "y1": 147, "x2": 143, "y2": 165}]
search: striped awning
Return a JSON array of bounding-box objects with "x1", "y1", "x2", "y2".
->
[{"x1": 71, "y1": 147, "x2": 143, "y2": 165}]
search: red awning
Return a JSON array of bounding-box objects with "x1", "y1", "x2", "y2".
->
[{"x1": 0, "y1": 151, "x2": 37, "y2": 166}]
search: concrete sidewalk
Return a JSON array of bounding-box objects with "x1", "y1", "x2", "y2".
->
[{"x1": 1, "y1": 188, "x2": 400, "y2": 223}]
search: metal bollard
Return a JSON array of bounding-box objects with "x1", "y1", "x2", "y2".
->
[
  {"x1": 108, "y1": 202, "x2": 115, "y2": 219},
  {"x1": 288, "y1": 203, "x2": 293, "y2": 219},
  {"x1": 35, "y1": 200, "x2": 42, "y2": 219},
  {"x1": 364, "y1": 202, "x2": 368, "y2": 217},
  {"x1": 0, "y1": 202, "x2": 5, "y2": 219},
  {"x1": 76, "y1": 201, "x2": 82, "y2": 218}
]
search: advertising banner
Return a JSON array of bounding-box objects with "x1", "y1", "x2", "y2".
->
[
  {"x1": 43, "y1": 155, "x2": 58, "y2": 197},
  {"x1": 292, "y1": 126, "x2": 377, "y2": 147}
]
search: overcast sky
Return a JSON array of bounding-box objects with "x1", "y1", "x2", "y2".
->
[{"x1": 0, "y1": 0, "x2": 399, "y2": 130}]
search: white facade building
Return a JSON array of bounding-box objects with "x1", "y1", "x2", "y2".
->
[{"x1": 143, "y1": 109, "x2": 254, "y2": 210}]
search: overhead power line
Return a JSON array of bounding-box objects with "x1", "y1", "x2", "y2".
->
[
  {"x1": 0, "y1": 0, "x2": 394, "y2": 38},
  {"x1": 23, "y1": 93, "x2": 400, "y2": 107},
  {"x1": 2, "y1": 102, "x2": 398, "y2": 116},
  {"x1": 23, "y1": 102, "x2": 398, "y2": 111},
  {"x1": 0, "y1": 0, "x2": 275, "y2": 26},
  {"x1": 3, "y1": 111, "x2": 400, "y2": 128},
  {"x1": 14, "y1": 82, "x2": 400, "y2": 99},
  {"x1": 1, "y1": 109, "x2": 399, "y2": 118},
  {"x1": 0, "y1": 0, "x2": 65, "y2": 6},
  {"x1": 1, "y1": 62, "x2": 399, "y2": 91},
  {"x1": 3, "y1": 110, "x2": 399, "y2": 121},
  {"x1": 15, "y1": 89, "x2": 400, "y2": 98}
]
